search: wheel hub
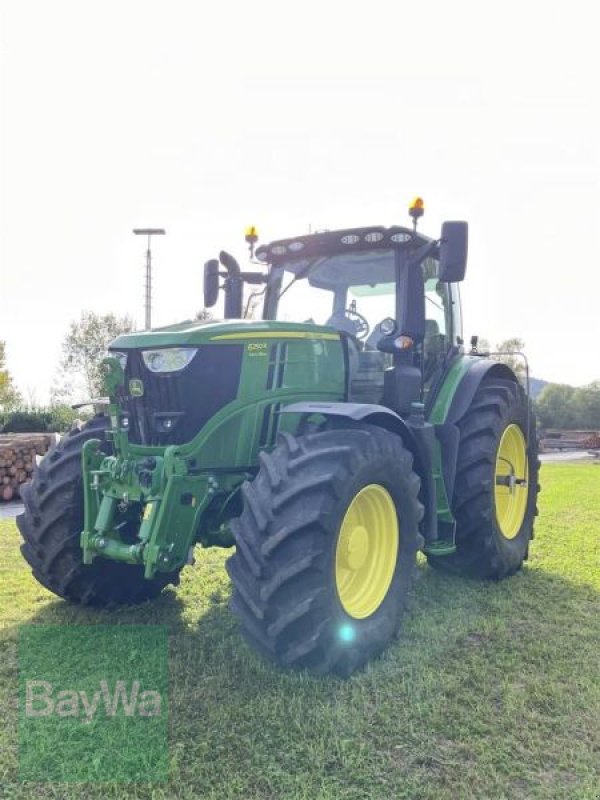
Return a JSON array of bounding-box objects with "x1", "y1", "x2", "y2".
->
[
  {"x1": 335, "y1": 484, "x2": 399, "y2": 619},
  {"x1": 339, "y1": 525, "x2": 369, "y2": 570},
  {"x1": 494, "y1": 423, "x2": 529, "y2": 539}
]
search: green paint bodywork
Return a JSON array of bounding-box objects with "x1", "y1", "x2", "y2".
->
[
  {"x1": 428, "y1": 356, "x2": 479, "y2": 425},
  {"x1": 81, "y1": 321, "x2": 347, "y2": 577},
  {"x1": 80, "y1": 317, "x2": 488, "y2": 578},
  {"x1": 427, "y1": 355, "x2": 481, "y2": 529},
  {"x1": 109, "y1": 319, "x2": 340, "y2": 349}
]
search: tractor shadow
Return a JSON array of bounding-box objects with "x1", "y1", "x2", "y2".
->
[
  {"x1": 6, "y1": 561, "x2": 600, "y2": 792},
  {"x1": 16, "y1": 558, "x2": 600, "y2": 691}
]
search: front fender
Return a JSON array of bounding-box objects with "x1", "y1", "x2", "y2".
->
[
  {"x1": 280, "y1": 401, "x2": 414, "y2": 441},
  {"x1": 280, "y1": 401, "x2": 436, "y2": 543}
]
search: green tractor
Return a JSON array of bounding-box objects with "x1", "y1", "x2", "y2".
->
[{"x1": 18, "y1": 201, "x2": 540, "y2": 676}]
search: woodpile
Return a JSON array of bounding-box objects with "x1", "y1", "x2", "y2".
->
[
  {"x1": 540, "y1": 429, "x2": 600, "y2": 452},
  {"x1": 0, "y1": 434, "x2": 57, "y2": 502},
  {"x1": 583, "y1": 432, "x2": 600, "y2": 450}
]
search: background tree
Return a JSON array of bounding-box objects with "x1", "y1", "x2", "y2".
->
[
  {"x1": 0, "y1": 341, "x2": 21, "y2": 411},
  {"x1": 535, "y1": 383, "x2": 578, "y2": 429},
  {"x1": 493, "y1": 337, "x2": 527, "y2": 381},
  {"x1": 571, "y1": 381, "x2": 600, "y2": 429},
  {"x1": 54, "y1": 311, "x2": 134, "y2": 400},
  {"x1": 472, "y1": 336, "x2": 527, "y2": 381},
  {"x1": 536, "y1": 382, "x2": 600, "y2": 430},
  {"x1": 195, "y1": 309, "x2": 213, "y2": 321}
]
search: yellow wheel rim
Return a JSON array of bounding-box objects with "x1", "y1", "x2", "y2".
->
[
  {"x1": 494, "y1": 423, "x2": 529, "y2": 539},
  {"x1": 335, "y1": 484, "x2": 399, "y2": 619}
]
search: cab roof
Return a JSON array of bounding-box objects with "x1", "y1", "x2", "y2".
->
[{"x1": 255, "y1": 225, "x2": 436, "y2": 265}]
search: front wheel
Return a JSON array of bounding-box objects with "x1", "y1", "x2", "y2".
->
[
  {"x1": 226, "y1": 424, "x2": 423, "y2": 677},
  {"x1": 17, "y1": 415, "x2": 181, "y2": 606}
]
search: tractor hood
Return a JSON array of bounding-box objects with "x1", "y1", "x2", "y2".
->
[
  {"x1": 108, "y1": 319, "x2": 345, "y2": 448},
  {"x1": 109, "y1": 319, "x2": 340, "y2": 350}
]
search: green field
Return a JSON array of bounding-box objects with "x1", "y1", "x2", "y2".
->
[{"x1": 1, "y1": 463, "x2": 599, "y2": 799}]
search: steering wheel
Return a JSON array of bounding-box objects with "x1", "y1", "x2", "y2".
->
[{"x1": 345, "y1": 303, "x2": 370, "y2": 340}]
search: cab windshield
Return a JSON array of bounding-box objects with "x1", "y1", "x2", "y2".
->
[{"x1": 266, "y1": 249, "x2": 397, "y2": 343}]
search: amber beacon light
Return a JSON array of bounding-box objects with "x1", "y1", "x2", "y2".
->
[{"x1": 245, "y1": 226, "x2": 259, "y2": 258}]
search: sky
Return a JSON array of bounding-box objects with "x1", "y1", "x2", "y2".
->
[{"x1": 1, "y1": 0, "x2": 598, "y2": 403}]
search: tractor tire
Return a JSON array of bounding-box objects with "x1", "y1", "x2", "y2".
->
[
  {"x1": 427, "y1": 378, "x2": 540, "y2": 579},
  {"x1": 226, "y1": 424, "x2": 424, "y2": 677},
  {"x1": 17, "y1": 414, "x2": 181, "y2": 606}
]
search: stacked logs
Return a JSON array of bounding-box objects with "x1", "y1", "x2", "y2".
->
[
  {"x1": 583, "y1": 432, "x2": 600, "y2": 450},
  {"x1": 0, "y1": 434, "x2": 57, "y2": 502},
  {"x1": 541, "y1": 429, "x2": 600, "y2": 452}
]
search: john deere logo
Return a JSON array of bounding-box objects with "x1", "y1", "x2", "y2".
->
[{"x1": 129, "y1": 379, "x2": 144, "y2": 397}]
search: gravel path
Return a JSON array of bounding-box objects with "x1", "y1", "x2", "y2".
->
[
  {"x1": 0, "y1": 501, "x2": 24, "y2": 519},
  {"x1": 540, "y1": 450, "x2": 595, "y2": 463}
]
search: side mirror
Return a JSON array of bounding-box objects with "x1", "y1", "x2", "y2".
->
[
  {"x1": 439, "y1": 221, "x2": 468, "y2": 282},
  {"x1": 203, "y1": 259, "x2": 220, "y2": 307}
]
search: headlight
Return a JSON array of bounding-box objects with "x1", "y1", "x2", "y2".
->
[
  {"x1": 108, "y1": 351, "x2": 128, "y2": 370},
  {"x1": 142, "y1": 347, "x2": 197, "y2": 373}
]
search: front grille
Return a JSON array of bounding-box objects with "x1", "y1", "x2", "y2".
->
[{"x1": 118, "y1": 345, "x2": 243, "y2": 446}]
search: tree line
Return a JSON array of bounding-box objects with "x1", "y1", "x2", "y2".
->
[
  {"x1": 463, "y1": 337, "x2": 600, "y2": 430},
  {"x1": 0, "y1": 313, "x2": 132, "y2": 432},
  {"x1": 535, "y1": 382, "x2": 600, "y2": 430}
]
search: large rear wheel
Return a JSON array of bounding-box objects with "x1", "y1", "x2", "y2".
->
[
  {"x1": 17, "y1": 415, "x2": 181, "y2": 605},
  {"x1": 427, "y1": 378, "x2": 540, "y2": 579},
  {"x1": 226, "y1": 424, "x2": 423, "y2": 676}
]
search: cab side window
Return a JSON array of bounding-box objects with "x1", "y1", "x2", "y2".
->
[{"x1": 422, "y1": 258, "x2": 451, "y2": 383}]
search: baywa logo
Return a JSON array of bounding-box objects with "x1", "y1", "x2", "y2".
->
[
  {"x1": 19, "y1": 625, "x2": 169, "y2": 782},
  {"x1": 25, "y1": 679, "x2": 162, "y2": 724}
]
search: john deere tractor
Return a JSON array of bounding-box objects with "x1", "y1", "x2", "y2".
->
[{"x1": 18, "y1": 201, "x2": 539, "y2": 676}]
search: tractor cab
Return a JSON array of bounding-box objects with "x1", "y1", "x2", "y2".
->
[{"x1": 205, "y1": 209, "x2": 468, "y2": 416}]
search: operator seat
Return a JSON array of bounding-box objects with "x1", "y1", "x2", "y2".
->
[
  {"x1": 325, "y1": 312, "x2": 362, "y2": 338},
  {"x1": 365, "y1": 324, "x2": 385, "y2": 351}
]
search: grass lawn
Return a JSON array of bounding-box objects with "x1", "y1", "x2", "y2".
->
[{"x1": 1, "y1": 463, "x2": 599, "y2": 799}]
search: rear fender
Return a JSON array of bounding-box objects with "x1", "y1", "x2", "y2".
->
[
  {"x1": 429, "y1": 358, "x2": 520, "y2": 504},
  {"x1": 444, "y1": 360, "x2": 519, "y2": 425}
]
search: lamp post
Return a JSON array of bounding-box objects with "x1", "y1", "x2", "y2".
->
[{"x1": 133, "y1": 228, "x2": 166, "y2": 330}]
